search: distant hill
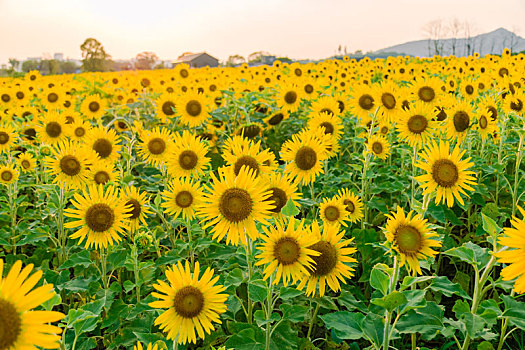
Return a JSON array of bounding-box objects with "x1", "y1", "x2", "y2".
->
[{"x1": 375, "y1": 28, "x2": 525, "y2": 57}]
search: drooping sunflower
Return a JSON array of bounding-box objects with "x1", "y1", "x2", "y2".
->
[
  {"x1": 84, "y1": 127, "x2": 122, "y2": 164},
  {"x1": 503, "y1": 90, "x2": 525, "y2": 117},
  {"x1": 36, "y1": 110, "x2": 68, "y2": 145},
  {"x1": 264, "y1": 109, "x2": 289, "y2": 128},
  {"x1": 149, "y1": 261, "x2": 227, "y2": 345},
  {"x1": 197, "y1": 166, "x2": 274, "y2": 245},
  {"x1": 0, "y1": 123, "x2": 17, "y2": 154},
  {"x1": 64, "y1": 185, "x2": 131, "y2": 249},
  {"x1": 335, "y1": 189, "x2": 364, "y2": 224},
  {"x1": 45, "y1": 141, "x2": 93, "y2": 189},
  {"x1": 122, "y1": 186, "x2": 152, "y2": 233},
  {"x1": 156, "y1": 93, "x2": 178, "y2": 122},
  {"x1": 281, "y1": 130, "x2": 328, "y2": 185},
  {"x1": 80, "y1": 94, "x2": 107, "y2": 120},
  {"x1": 396, "y1": 102, "x2": 436, "y2": 148},
  {"x1": 87, "y1": 161, "x2": 119, "y2": 185},
  {"x1": 0, "y1": 163, "x2": 19, "y2": 185},
  {"x1": 175, "y1": 91, "x2": 210, "y2": 127},
  {"x1": 138, "y1": 127, "x2": 173, "y2": 167},
  {"x1": 494, "y1": 207, "x2": 525, "y2": 294},
  {"x1": 383, "y1": 206, "x2": 442, "y2": 275},
  {"x1": 415, "y1": 141, "x2": 477, "y2": 207},
  {"x1": 367, "y1": 135, "x2": 391, "y2": 160},
  {"x1": 263, "y1": 172, "x2": 301, "y2": 218},
  {"x1": 17, "y1": 152, "x2": 37, "y2": 172},
  {"x1": 167, "y1": 131, "x2": 210, "y2": 178},
  {"x1": 297, "y1": 221, "x2": 357, "y2": 297},
  {"x1": 446, "y1": 100, "x2": 473, "y2": 141},
  {"x1": 161, "y1": 177, "x2": 204, "y2": 221},
  {"x1": 222, "y1": 139, "x2": 276, "y2": 178},
  {"x1": 319, "y1": 196, "x2": 350, "y2": 227},
  {"x1": 0, "y1": 259, "x2": 65, "y2": 349},
  {"x1": 255, "y1": 218, "x2": 320, "y2": 286}
]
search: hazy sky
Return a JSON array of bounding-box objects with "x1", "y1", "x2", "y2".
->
[{"x1": 1, "y1": 0, "x2": 525, "y2": 64}]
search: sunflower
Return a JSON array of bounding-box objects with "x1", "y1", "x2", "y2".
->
[
  {"x1": 17, "y1": 152, "x2": 37, "y2": 172},
  {"x1": 255, "y1": 218, "x2": 320, "y2": 286},
  {"x1": 167, "y1": 131, "x2": 210, "y2": 178},
  {"x1": 310, "y1": 95, "x2": 341, "y2": 117},
  {"x1": 396, "y1": 102, "x2": 436, "y2": 148},
  {"x1": 307, "y1": 111, "x2": 343, "y2": 140},
  {"x1": 64, "y1": 185, "x2": 131, "y2": 249},
  {"x1": 45, "y1": 141, "x2": 93, "y2": 189},
  {"x1": 222, "y1": 139, "x2": 276, "y2": 178},
  {"x1": 0, "y1": 259, "x2": 65, "y2": 349},
  {"x1": 175, "y1": 91, "x2": 209, "y2": 127},
  {"x1": 236, "y1": 123, "x2": 263, "y2": 140},
  {"x1": 319, "y1": 196, "x2": 350, "y2": 227},
  {"x1": 349, "y1": 84, "x2": 376, "y2": 121},
  {"x1": 161, "y1": 177, "x2": 204, "y2": 221},
  {"x1": 415, "y1": 141, "x2": 477, "y2": 207},
  {"x1": 383, "y1": 206, "x2": 442, "y2": 275},
  {"x1": 69, "y1": 119, "x2": 92, "y2": 143},
  {"x1": 375, "y1": 80, "x2": 402, "y2": 123},
  {"x1": 264, "y1": 110, "x2": 288, "y2": 128},
  {"x1": 88, "y1": 161, "x2": 119, "y2": 185},
  {"x1": 411, "y1": 77, "x2": 444, "y2": 107},
  {"x1": 197, "y1": 166, "x2": 274, "y2": 245},
  {"x1": 0, "y1": 123, "x2": 17, "y2": 154},
  {"x1": 335, "y1": 189, "x2": 364, "y2": 224},
  {"x1": 281, "y1": 130, "x2": 328, "y2": 185},
  {"x1": 84, "y1": 127, "x2": 122, "y2": 164},
  {"x1": 0, "y1": 163, "x2": 19, "y2": 185},
  {"x1": 36, "y1": 110, "x2": 68, "y2": 145},
  {"x1": 367, "y1": 135, "x2": 391, "y2": 160},
  {"x1": 297, "y1": 221, "x2": 357, "y2": 297},
  {"x1": 41, "y1": 87, "x2": 64, "y2": 110},
  {"x1": 494, "y1": 207, "x2": 525, "y2": 293},
  {"x1": 503, "y1": 91, "x2": 525, "y2": 116},
  {"x1": 459, "y1": 78, "x2": 479, "y2": 101},
  {"x1": 80, "y1": 94, "x2": 107, "y2": 120},
  {"x1": 134, "y1": 342, "x2": 163, "y2": 350},
  {"x1": 122, "y1": 186, "x2": 152, "y2": 233},
  {"x1": 138, "y1": 127, "x2": 173, "y2": 167},
  {"x1": 476, "y1": 108, "x2": 497, "y2": 140},
  {"x1": 149, "y1": 261, "x2": 227, "y2": 345},
  {"x1": 446, "y1": 100, "x2": 473, "y2": 142},
  {"x1": 277, "y1": 83, "x2": 302, "y2": 113},
  {"x1": 156, "y1": 93, "x2": 177, "y2": 122},
  {"x1": 478, "y1": 95, "x2": 500, "y2": 121},
  {"x1": 263, "y1": 172, "x2": 301, "y2": 218}
]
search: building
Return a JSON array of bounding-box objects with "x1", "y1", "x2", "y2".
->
[
  {"x1": 173, "y1": 52, "x2": 219, "y2": 68},
  {"x1": 54, "y1": 53, "x2": 64, "y2": 61}
]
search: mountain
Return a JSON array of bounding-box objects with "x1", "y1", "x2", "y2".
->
[{"x1": 375, "y1": 28, "x2": 525, "y2": 57}]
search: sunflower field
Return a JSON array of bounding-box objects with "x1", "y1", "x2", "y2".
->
[{"x1": 0, "y1": 50, "x2": 525, "y2": 350}]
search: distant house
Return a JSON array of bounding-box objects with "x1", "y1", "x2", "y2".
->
[{"x1": 173, "y1": 52, "x2": 219, "y2": 68}]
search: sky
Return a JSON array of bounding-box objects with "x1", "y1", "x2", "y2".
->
[{"x1": 1, "y1": 0, "x2": 525, "y2": 64}]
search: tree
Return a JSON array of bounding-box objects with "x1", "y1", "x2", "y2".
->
[
  {"x1": 80, "y1": 38, "x2": 111, "y2": 72},
  {"x1": 60, "y1": 61, "x2": 79, "y2": 74},
  {"x1": 135, "y1": 51, "x2": 159, "y2": 70},
  {"x1": 423, "y1": 20, "x2": 446, "y2": 56},
  {"x1": 21, "y1": 60, "x2": 39, "y2": 73},
  {"x1": 447, "y1": 18, "x2": 463, "y2": 56},
  {"x1": 226, "y1": 55, "x2": 245, "y2": 67}
]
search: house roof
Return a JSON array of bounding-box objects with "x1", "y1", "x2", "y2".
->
[{"x1": 173, "y1": 52, "x2": 218, "y2": 63}]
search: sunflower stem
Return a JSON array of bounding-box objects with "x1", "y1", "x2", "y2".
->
[
  {"x1": 494, "y1": 114, "x2": 508, "y2": 207},
  {"x1": 132, "y1": 243, "x2": 141, "y2": 303},
  {"x1": 100, "y1": 247, "x2": 109, "y2": 290},
  {"x1": 7, "y1": 182, "x2": 18, "y2": 255},
  {"x1": 511, "y1": 132, "x2": 524, "y2": 216},
  {"x1": 307, "y1": 301, "x2": 320, "y2": 340},
  {"x1": 410, "y1": 146, "x2": 417, "y2": 208},
  {"x1": 497, "y1": 290, "x2": 515, "y2": 350},
  {"x1": 57, "y1": 185, "x2": 67, "y2": 265},
  {"x1": 265, "y1": 273, "x2": 274, "y2": 350},
  {"x1": 383, "y1": 256, "x2": 399, "y2": 350},
  {"x1": 187, "y1": 218, "x2": 195, "y2": 269},
  {"x1": 245, "y1": 234, "x2": 254, "y2": 324}
]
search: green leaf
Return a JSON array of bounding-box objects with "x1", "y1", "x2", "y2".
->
[
  {"x1": 67, "y1": 309, "x2": 99, "y2": 335},
  {"x1": 279, "y1": 287, "x2": 303, "y2": 300},
  {"x1": 224, "y1": 327, "x2": 265, "y2": 350},
  {"x1": 477, "y1": 341, "x2": 495, "y2": 350},
  {"x1": 280, "y1": 304, "x2": 308, "y2": 323},
  {"x1": 399, "y1": 275, "x2": 434, "y2": 291},
  {"x1": 481, "y1": 213, "x2": 502, "y2": 235},
  {"x1": 443, "y1": 242, "x2": 490, "y2": 269},
  {"x1": 123, "y1": 280, "x2": 135, "y2": 293},
  {"x1": 248, "y1": 279, "x2": 267, "y2": 303},
  {"x1": 370, "y1": 263, "x2": 390, "y2": 296},
  {"x1": 280, "y1": 198, "x2": 300, "y2": 217},
  {"x1": 501, "y1": 295, "x2": 525, "y2": 330},
  {"x1": 398, "y1": 289, "x2": 427, "y2": 314},
  {"x1": 59, "y1": 250, "x2": 92, "y2": 270},
  {"x1": 319, "y1": 311, "x2": 364, "y2": 340},
  {"x1": 362, "y1": 313, "x2": 384, "y2": 346},
  {"x1": 397, "y1": 302, "x2": 444, "y2": 340},
  {"x1": 41, "y1": 293, "x2": 61, "y2": 311},
  {"x1": 254, "y1": 310, "x2": 281, "y2": 327},
  {"x1": 430, "y1": 276, "x2": 471, "y2": 300},
  {"x1": 371, "y1": 291, "x2": 407, "y2": 312}
]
